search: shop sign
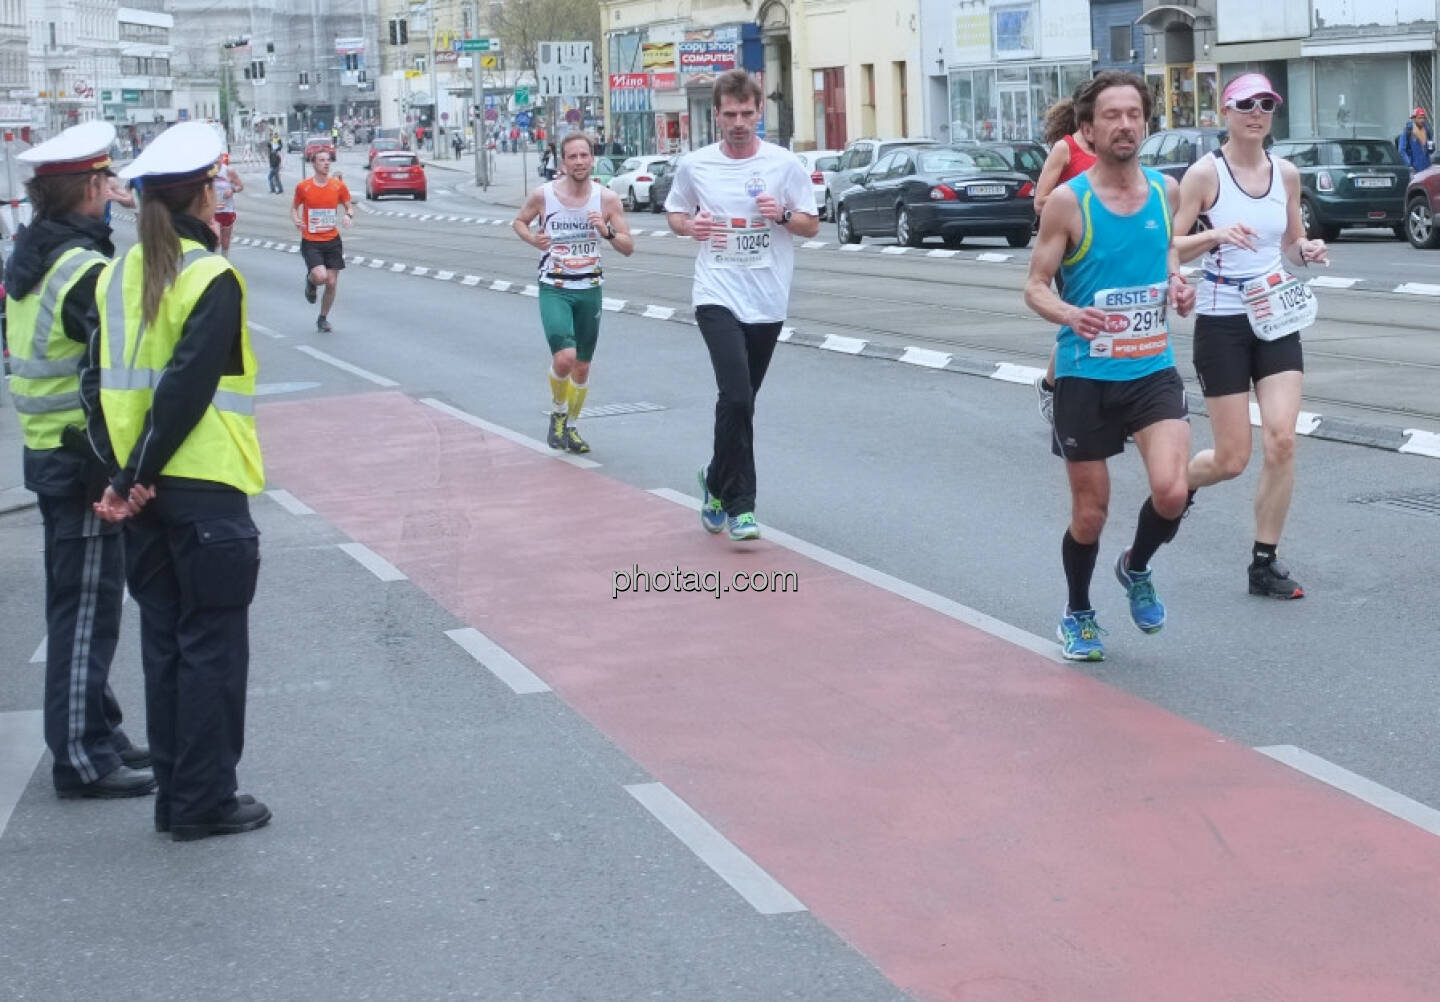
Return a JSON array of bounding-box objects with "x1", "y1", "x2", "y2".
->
[
  {"x1": 678, "y1": 26, "x2": 739, "y2": 85},
  {"x1": 122, "y1": 89, "x2": 142, "y2": 103},
  {"x1": 641, "y1": 43, "x2": 676, "y2": 71},
  {"x1": 652, "y1": 72, "x2": 677, "y2": 91},
  {"x1": 609, "y1": 73, "x2": 650, "y2": 89}
]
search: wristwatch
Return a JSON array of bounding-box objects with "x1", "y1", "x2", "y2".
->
[
  {"x1": 605, "y1": 222, "x2": 617, "y2": 239},
  {"x1": 779, "y1": 209, "x2": 794, "y2": 226}
]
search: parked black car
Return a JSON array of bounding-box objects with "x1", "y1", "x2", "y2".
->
[
  {"x1": 1269, "y1": 137, "x2": 1410, "y2": 240},
  {"x1": 835, "y1": 145, "x2": 1034, "y2": 248},
  {"x1": 1137, "y1": 128, "x2": 1225, "y2": 181},
  {"x1": 647, "y1": 160, "x2": 677, "y2": 213}
]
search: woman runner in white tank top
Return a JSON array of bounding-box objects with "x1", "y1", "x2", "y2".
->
[{"x1": 1170, "y1": 73, "x2": 1328, "y2": 600}]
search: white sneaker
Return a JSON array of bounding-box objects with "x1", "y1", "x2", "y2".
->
[{"x1": 1035, "y1": 375, "x2": 1054, "y2": 425}]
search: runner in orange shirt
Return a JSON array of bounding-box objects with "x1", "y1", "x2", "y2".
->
[{"x1": 291, "y1": 150, "x2": 352, "y2": 332}]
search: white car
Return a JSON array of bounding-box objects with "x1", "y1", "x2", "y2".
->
[
  {"x1": 795, "y1": 149, "x2": 842, "y2": 219},
  {"x1": 607, "y1": 154, "x2": 676, "y2": 210}
]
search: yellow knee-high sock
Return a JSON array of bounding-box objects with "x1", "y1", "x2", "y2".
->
[
  {"x1": 566, "y1": 379, "x2": 588, "y2": 423},
  {"x1": 548, "y1": 368, "x2": 567, "y2": 412}
]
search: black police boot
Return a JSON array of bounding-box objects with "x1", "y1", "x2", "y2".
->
[
  {"x1": 170, "y1": 797, "x2": 272, "y2": 842},
  {"x1": 56, "y1": 765, "x2": 157, "y2": 799}
]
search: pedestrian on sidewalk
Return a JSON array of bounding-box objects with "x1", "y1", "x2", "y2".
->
[
  {"x1": 1398, "y1": 107, "x2": 1431, "y2": 172},
  {"x1": 6, "y1": 119, "x2": 155, "y2": 800},
  {"x1": 267, "y1": 144, "x2": 283, "y2": 194},
  {"x1": 665, "y1": 68, "x2": 820, "y2": 542},
  {"x1": 90, "y1": 121, "x2": 271, "y2": 841}
]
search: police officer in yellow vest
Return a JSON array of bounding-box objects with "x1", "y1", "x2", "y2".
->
[
  {"x1": 7, "y1": 120, "x2": 156, "y2": 799},
  {"x1": 87, "y1": 122, "x2": 270, "y2": 841}
]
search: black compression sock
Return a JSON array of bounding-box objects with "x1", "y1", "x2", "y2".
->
[
  {"x1": 1062, "y1": 529, "x2": 1099, "y2": 613},
  {"x1": 1252, "y1": 541, "x2": 1277, "y2": 564},
  {"x1": 1129, "y1": 498, "x2": 1184, "y2": 572}
]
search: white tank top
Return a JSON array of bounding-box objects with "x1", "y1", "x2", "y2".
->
[
  {"x1": 213, "y1": 174, "x2": 236, "y2": 213},
  {"x1": 1198, "y1": 151, "x2": 1287, "y2": 315},
  {"x1": 538, "y1": 181, "x2": 604, "y2": 288}
]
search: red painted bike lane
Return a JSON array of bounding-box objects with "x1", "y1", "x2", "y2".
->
[{"x1": 261, "y1": 391, "x2": 1440, "y2": 1002}]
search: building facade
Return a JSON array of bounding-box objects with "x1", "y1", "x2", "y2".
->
[
  {"x1": 932, "y1": 0, "x2": 1092, "y2": 144},
  {"x1": 169, "y1": 0, "x2": 379, "y2": 144}
]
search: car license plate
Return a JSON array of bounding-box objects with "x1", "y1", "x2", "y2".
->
[
  {"x1": 968, "y1": 184, "x2": 1005, "y2": 197},
  {"x1": 1354, "y1": 176, "x2": 1391, "y2": 188}
]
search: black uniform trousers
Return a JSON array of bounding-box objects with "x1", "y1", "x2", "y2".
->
[
  {"x1": 696, "y1": 305, "x2": 783, "y2": 517},
  {"x1": 122, "y1": 487, "x2": 260, "y2": 826},
  {"x1": 38, "y1": 492, "x2": 132, "y2": 790}
]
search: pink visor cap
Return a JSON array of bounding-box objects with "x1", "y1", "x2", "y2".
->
[{"x1": 1223, "y1": 73, "x2": 1282, "y2": 108}]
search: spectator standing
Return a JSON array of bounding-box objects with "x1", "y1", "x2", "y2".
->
[{"x1": 1399, "y1": 107, "x2": 1432, "y2": 171}]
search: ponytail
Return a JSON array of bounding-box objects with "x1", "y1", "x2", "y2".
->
[
  {"x1": 1043, "y1": 98, "x2": 1078, "y2": 147},
  {"x1": 136, "y1": 178, "x2": 208, "y2": 326}
]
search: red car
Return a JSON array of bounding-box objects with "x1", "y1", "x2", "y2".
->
[
  {"x1": 366, "y1": 151, "x2": 427, "y2": 200},
  {"x1": 367, "y1": 137, "x2": 403, "y2": 163},
  {"x1": 304, "y1": 136, "x2": 336, "y2": 162}
]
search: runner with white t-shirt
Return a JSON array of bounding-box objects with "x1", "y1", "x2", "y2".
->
[
  {"x1": 1171, "y1": 73, "x2": 1327, "y2": 599},
  {"x1": 664, "y1": 69, "x2": 819, "y2": 541}
]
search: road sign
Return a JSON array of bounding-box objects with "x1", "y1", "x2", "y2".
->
[
  {"x1": 456, "y1": 37, "x2": 499, "y2": 52},
  {"x1": 480, "y1": 54, "x2": 498, "y2": 69},
  {"x1": 515, "y1": 111, "x2": 531, "y2": 128},
  {"x1": 537, "y1": 40, "x2": 593, "y2": 98},
  {"x1": 514, "y1": 87, "x2": 530, "y2": 107}
]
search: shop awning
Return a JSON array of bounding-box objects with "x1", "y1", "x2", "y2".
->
[{"x1": 1135, "y1": 5, "x2": 1199, "y2": 28}]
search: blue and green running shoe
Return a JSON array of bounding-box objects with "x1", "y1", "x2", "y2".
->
[
  {"x1": 1057, "y1": 608, "x2": 1106, "y2": 661},
  {"x1": 698, "y1": 468, "x2": 725, "y2": 534},
  {"x1": 727, "y1": 512, "x2": 760, "y2": 541},
  {"x1": 1114, "y1": 548, "x2": 1166, "y2": 634}
]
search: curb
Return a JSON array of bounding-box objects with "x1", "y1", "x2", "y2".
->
[{"x1": 225, "y1": 235, "x2": 1440, "y2": 463}]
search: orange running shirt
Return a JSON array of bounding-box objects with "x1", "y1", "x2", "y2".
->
[{"x1": 293, "y1": 177, "x2": 351, "y2": 242}]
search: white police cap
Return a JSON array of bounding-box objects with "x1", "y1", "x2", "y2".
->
[
  {"x1": 17, "y1": 120, "x2": 117, "y2": 176},
  {"x1": 118, "y1": 121, "x2": 224, "y2": 186}
]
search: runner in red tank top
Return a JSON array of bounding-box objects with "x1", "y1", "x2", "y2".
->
[{"x1": 1032, "y1": 95, "x2": 1098, "y2": 423}]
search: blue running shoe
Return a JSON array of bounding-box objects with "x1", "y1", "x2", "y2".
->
[
  {"x1": 698, "y1": 468, "x2": 725, "y2": 534},
  {"x1": 727, "y1": 512, "x2": 760, "y2": 541},
  {"x1": 1057, "y1": 609, "x2": 1106, "y2": 661},
  {"x1": 1114, "y1": 548, "x2": 1166, "y2": 634}
]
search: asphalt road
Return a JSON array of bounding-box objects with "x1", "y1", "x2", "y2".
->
[{"x1": 0, "y1": 149, "x2": 1436, "y2": 998}]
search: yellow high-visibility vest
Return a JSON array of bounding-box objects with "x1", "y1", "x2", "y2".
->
[
  {"x1": 6, "y1": 246, "x2": 107, "y2": 449},
  {"x1": 96, "y1": 238, "x2": 264, "y2": 494}
]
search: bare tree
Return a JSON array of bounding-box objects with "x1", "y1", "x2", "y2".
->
[{"x1": 493, "y1": 0, "x2": 601, "y2": 72}]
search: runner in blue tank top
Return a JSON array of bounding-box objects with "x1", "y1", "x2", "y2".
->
[{"x1": 1024, "y1": 71, "x2": 1197, "y2": 662}]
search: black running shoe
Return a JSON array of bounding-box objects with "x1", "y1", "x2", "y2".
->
[
  {"x1": 1249, "y1": 558, "x2": 1304, "y2": 599},
  {"x1": 316, "y1": 315, "x2": 332, "y2": 333},
  {"x1": 563, "y1": 425, "x2": 590, "y2": 454},
  {"x1": 304, "y1": 278, "x2": 317, "y2": 304},
  {"x1": 546, "y1": 412, "x2": 566, "y2": 450}
]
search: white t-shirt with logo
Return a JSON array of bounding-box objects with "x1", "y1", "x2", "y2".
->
[{"x1": 664, "y1": 141, "x2": 817, "y2": 324}]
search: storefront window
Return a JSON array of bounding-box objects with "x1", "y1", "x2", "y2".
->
[
  {"x1": 1315, "y1": 56, "x2": 1407, "y2": 138},
  {"x1": 974, "y1": 69, "x2": 995, "y2": 140},
  {"x1": 1168, "y1": 65, "x2": 1195, "y2": 127},
  {"x1": 1146, "y1": 71, "x2": 1166, "y2": 131},
  {"x1": 1061, "y1": 64, "x2": 1090, "y2": 104},
  {"x1": 1030, "y1": 65, "x2": 1060, "y2": 141},
  {"x1": 1196, "y1": 67, "x2": 1218, "y2": 127},
  {"x1": 949, "y1": 70, "x2": 974, "y2": 141}
]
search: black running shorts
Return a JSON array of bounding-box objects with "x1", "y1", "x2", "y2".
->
[
  {"x1": 301, "y1": 237, "x2": 345, "y2": 272},
  {"x1": 1191, "y1": 312, "x2": 1303, "y2": 398},
  {"x1": 1051, "y1": 367, "x2": 1188, "y2": 462}
]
